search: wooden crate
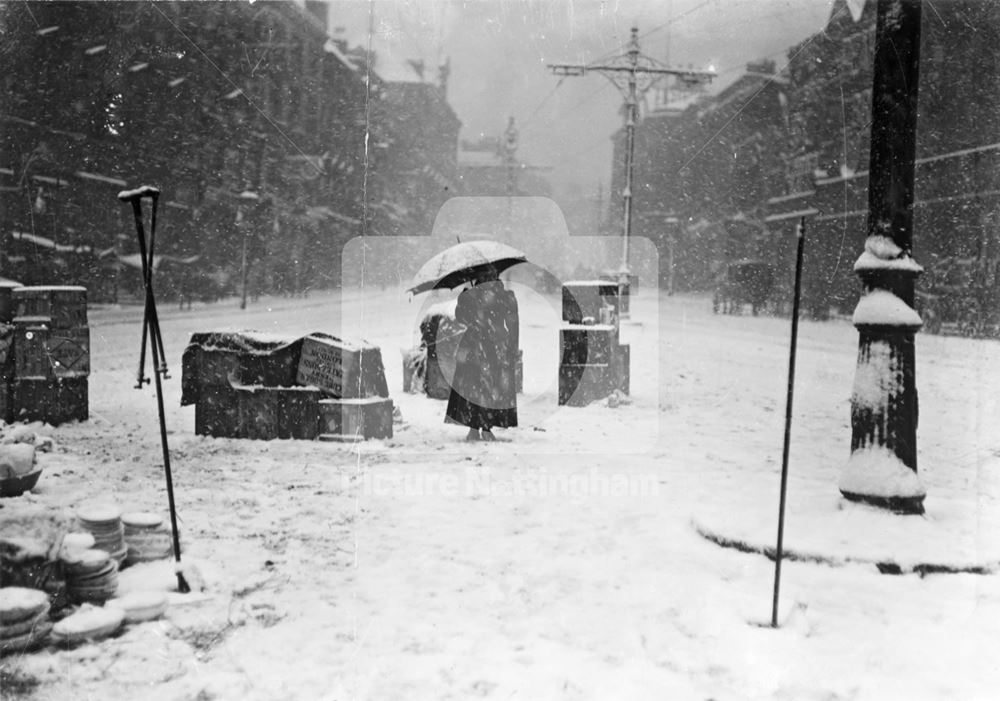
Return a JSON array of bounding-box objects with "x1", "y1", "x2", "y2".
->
[
  {"x1": 613, "y1": 344, "x2": 630, "y2": 395},
  {"x1": 239, "y1": 341, "x2": 302, "y2": 387},
  {"x1": 277, "y1": 387, "x2": 322, "y2": 440},
  {"x1": 558, "y1": 341, "x2": 629, "y2": 406},
  {"x1": 296, "y1": 334, "x2": 388, "y2": 399},
  {"x1": 13, "y1": 286, "x2": 87, "y2": 328},
  {"x1": 560, "y1": 325, "x2": 617, "y2": 366},
  {"x1": 0, "y1": 282, "x2": 19, "y2": 323},
  {"x1": 194, "y1": 386, "x2": 241, "y2": 438},
  {"x1": 234, "y1": 385, "x2": 323, "y2": 441},
  {"x1": 197, "y1": 349, "x2": 242, "y2": 387},
  {"x1": 562, "y1": 281, "x2": 620, "y2": 323},
  {"x1": 12, "y1": 377, "x2": 88, "y2": 425},
  {"x1": 13, "y1": 321, "x2": 90, "y2": 379},
  {"x1": 558, "y1": 364, "x2": 614, "y2": 407},
  {"x1": 0, "y1": 379, "x2": 11, "y2": 423},
  {"x1": 317, "y1": 397, "x2": 393, "y2": 441}
]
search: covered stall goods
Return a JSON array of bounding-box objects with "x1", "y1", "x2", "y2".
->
[
  {"x1": 182, "y1": 332, "x2": 305, "y2": 439},
  {"x1": 181, "y1": 331, "x2": 305, "y2": 405},
  {"x1": 295, "y1": 333, "x2": 389, "y2": 400},
  {"x1": 565, "y1": 279, "x2": 623, "y2": 324},
  {"x1": 181, "y1": 331, "x2": 391, "y2": 440},
  {"x1": 11, "y1": 286, "x2": 88, "y2": 329}
]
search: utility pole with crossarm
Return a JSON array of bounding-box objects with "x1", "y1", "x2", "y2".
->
[{"x1": 549, "y1": 26, "x2": 715, "y2": 317}]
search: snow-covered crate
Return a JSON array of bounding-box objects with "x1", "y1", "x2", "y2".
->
[
  {"x1": 0, "y1": 281, "x2": 20, "y2": 323},
  {"x1": 0, "y1": 379, "x2": 11, "y2": 423},
  {"x1": 181, "y1": 332, "x2": 304, "y2": 405},
  {"x1": 13, "y1": 321, "x2": 90, "y2": 379},
  {"x1": 614, "y1": 344, "x2": 630, "y2": 396},
  {"x1": 235, "y1": 385, "x2": 322, "y2": 441},
  {"x1": 296, "y1": 334, "x2": 388, "y2": 399},
  {"x1": 560, "y1": 325, "x2": 617, "y2": 365},
  {"x1": 12, "y1": 286, "x2": 87, "y2": 328},
  {"x1": 562, "y1": 280, "x2": 620, "y2": 324},
  {"x1": 194, "y1": 386, "x2": 241, "y2": 438},
  {"x1": 235, "y1": 385, "x2": 282, "y2": 441},
  {"x1": 558, "y1": 363, "x2": 616, "y2": 407},
  {"x1": 317, "y1": 396, "x2": 393, "y2": 441},
  {"x1": 12, "y1": 376, "x2": 88, "y2": 425}
]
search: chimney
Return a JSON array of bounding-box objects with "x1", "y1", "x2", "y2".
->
[{"x1": 438, "y1": 56, "x2": 451, "y2": 96}]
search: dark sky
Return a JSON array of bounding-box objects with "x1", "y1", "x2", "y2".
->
[{"x1": 328, "y1": 0, "x2": 836, "y2": 199}]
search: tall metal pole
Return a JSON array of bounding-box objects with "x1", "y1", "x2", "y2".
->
[
  {"x1": 620, "y1": 30, "x2": 639, "y2": 278},
  {"x1": 840, "y1": 0, "x2": 925, "y2": 514},
  {"x1": 772, "y1": 217, "x2": 806, "y2": 628},
  {"x1": 549, "y1": 27, "x2": 714, "y2": 316}
]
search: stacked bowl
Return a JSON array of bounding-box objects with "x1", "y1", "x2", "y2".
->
[
  {"x1": 0, "y1": 587, "x2": 53, "y2": 655},
  {"x1": 60, "y1": 548, "x2": 119, "y2": 604},
  {"x1": 77, "y1": 505, "x2": 127, "y2": 566},
  {"x1": 121, "y1": 512, "x2": 173, "y2": 565}
]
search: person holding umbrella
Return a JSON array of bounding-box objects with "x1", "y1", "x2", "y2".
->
[
  {"x1": 446, "y1": 265, "x2": 519, "y2": 440},
  {"x1": 408, "y1": 240, "x2": 526, "y2": 441}
]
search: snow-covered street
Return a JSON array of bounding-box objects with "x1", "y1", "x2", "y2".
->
[{"x1": 3, "y1": 284, "x2": 1000, "y2": 700}]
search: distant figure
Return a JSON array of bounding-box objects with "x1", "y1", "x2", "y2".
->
[{"x1": 445, "y1": 268, "x2": 519, "y2": 441}]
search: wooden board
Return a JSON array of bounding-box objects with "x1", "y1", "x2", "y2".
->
[
  {"x1": 12, "y1": 322, "x2": 90, "y2": 379},
  {"x1": 194, "y1": 386, "x2": 241, "y2": 438},
  {"x1": 13, "y1": 286, "x2": 88, "y2": 328},
  {"x1": 12, "y1": 377, "x2": 88, "y2": 424},
  {"x1": 296, "y1": 334, "x2": 388, "y2": 399},
  {"x1": 560, "y1": 325, "x2": 617, "y2": 366},
  {"x1": 318, "y1": 396, "x2": 393, "y2": 440},
  {"x1": 562, "y1": 281, "x2": 620, "y2": 324}
]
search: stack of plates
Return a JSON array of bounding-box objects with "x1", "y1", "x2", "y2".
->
[
  {"x1": 0, "y1": 587, "x2": 53, "y2": 655},
  {"x1": 108, "y1": 590, "x2": 168, "y2": 623},
  {"x1": 77, "y1": 506, "x2": 127, "y2": 566},
  {"x1": 51, "y1": 605, "x2": 124, "y2": 645},
  {"x1": 122, "y1": 512, "x2": 173, "y2": 565},
  {"x1": 61, "y1": 548, "x2": 119, "y2": 604}
]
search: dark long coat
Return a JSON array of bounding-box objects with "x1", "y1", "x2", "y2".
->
[{"x1": 445, "y1": 280, "x2": 518, "y2": 431}]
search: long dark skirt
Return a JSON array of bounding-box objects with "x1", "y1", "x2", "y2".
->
[{"x1": 445, "y1": 280, "x2": 518, "y2": 431}]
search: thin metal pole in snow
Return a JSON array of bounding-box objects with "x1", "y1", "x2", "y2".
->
[
  {"x1": 118, "y1": 186, "x2": 190, "y2": 594},
  {"x1": 771, "y1": 216, "x2": 806, "y2": 628}
]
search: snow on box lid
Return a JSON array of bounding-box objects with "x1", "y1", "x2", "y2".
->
[
  {"x1": 13, "y1": 285, "x2": 87, "y2": 293},
  {"x1": 0, "y1": 587, "x2": 49, "y2": 622},
  {"x1": 564, "y1": 279, "x2": 621, "y2": 286}
]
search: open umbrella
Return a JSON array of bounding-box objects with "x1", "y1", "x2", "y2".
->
[{"x1": 408, "y1": 240, "x2": 527, "y2": 295}]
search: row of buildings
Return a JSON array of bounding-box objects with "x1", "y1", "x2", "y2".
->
[
  {"x1": 0, "y1": 0, "x2": 542, "y2": 301},
  {"x1": 612, "y1": 0, "x2": 1000, "y2": 330}
]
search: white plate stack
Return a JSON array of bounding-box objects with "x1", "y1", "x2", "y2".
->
[
  {"x1": 108, "y1": 590, "x2": 169, "y2": 623},
  {"x1": 60, "y1": 548, "x2": 119, "y2": 605},
  {"x1": 77, "y1": 505, "x2": 128, "y2": 566},
  {"x1": 121, "y1": 512, "x2": 173, "y2": 565},
  {"x1": 0, "y1": 587, "x2": 53, "y2": 655},
  {"x1": 51, "y1": 605, "x2": 124, "y2": 646}
]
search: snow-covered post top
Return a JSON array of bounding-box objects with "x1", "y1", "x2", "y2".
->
[{"x1": 852, "y1": 235, "x2": 923, "y2": 329}]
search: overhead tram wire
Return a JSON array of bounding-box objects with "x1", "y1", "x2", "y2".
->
[{"x1": 519, "y1": 80, "x2": 616, "y2": 139}]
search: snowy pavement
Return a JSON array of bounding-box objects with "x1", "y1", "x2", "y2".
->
[{"x1": 2, "y1": 285, "x2": 1000, "y2": 700}]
